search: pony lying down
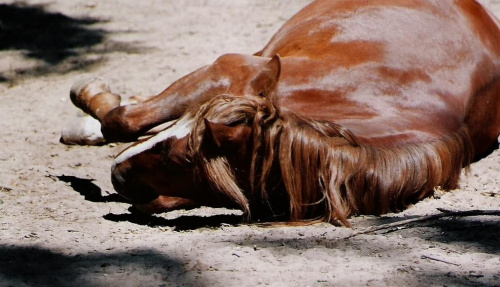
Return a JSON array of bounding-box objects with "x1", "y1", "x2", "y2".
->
[{"x1": 62, "y1": 0, "x2": 500, "y2": 226}]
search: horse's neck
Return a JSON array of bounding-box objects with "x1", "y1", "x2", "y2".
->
[{"x1": 268, "y1": 116, "x2": 472, "y2": 224}]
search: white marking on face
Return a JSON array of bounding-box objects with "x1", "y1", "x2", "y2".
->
[{"x1": 113, "y1": 115, "x2": 195, "y2": 165}]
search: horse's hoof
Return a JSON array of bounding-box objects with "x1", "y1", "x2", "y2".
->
[
  {"x1": 60, "y1": 114, "x2": 105, "y2": 145},
  {"x1": 70, "y1": 77, "x2": 111, "y2": 111}
]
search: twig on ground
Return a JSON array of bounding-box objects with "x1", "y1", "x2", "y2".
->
[
  {"x1": 481, "y1": 191, "x2": 500, "y2": 197},
  {"x1": 421, "y1": 255, "x2": 460, "y2": 266},
  {"x1": 348, "y1": 209, "x2": 500, "y2": 238},
  {"x1": 0, "y1": 186, "x2": 13, "y2": 192}
]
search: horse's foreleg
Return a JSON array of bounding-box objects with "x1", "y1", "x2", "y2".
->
[
  {"x1": 66, "y1": 77, "x2": 165, "y2": 143},
  {"x1": 68, "y1": 65, "x2": 220, "y2": 143},
  {"x1": 61, "y1": 78, "x2": 123, "y2": 145},
  {"x1": 60, "y1": 111, "x2": 106, "y2": 145},
  {"x1": 70, "y1": 77, "x2": 122, "y2": 121}
]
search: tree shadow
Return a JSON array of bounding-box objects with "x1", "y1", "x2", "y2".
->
[
  {"x1": 424, "y1": 217, "x2": 500, "y2": 253},
  {"x1": 0, "y1": 245, "x2": 196, "y2": 286},
  {"x1": 56, "y1": 175, "x2": 129, "y2": 203},
  {"x1": 231, "y1": 217, "x2": 500, "y2": 286},
  {"x1": 0, "y1": 2, "x2": 144, "y2": 83},
  {"x1": 351, "y1": 214, "x2": 500, "y2": 254},
  {"x1": 0, "y1": 2, "x2": 104, "y2": 64},
  {"x1": 237, "y1": 217, "x2": 500, "y2": 253}
]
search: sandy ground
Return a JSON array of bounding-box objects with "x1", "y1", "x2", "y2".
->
[{"x1": 0, "y1": 0, "x2": 499, "y2": 286}]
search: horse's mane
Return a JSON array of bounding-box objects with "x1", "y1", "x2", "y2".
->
[{"x1": 187, "y1": 94, "x2": 473, "y2": 226}]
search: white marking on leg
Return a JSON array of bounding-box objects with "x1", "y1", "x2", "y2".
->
[
  {"x1": 61, "y1": 114, "x2": 105, "y2": 145},
  {"x1": 113, "y1": 115, "x2": 195, "y2": 165}
]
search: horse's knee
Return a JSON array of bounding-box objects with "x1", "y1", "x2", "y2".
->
[{"x1": 101, "y1": 106, "x2": 141, "y2": 142}]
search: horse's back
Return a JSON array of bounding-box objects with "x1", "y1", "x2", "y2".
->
[{"x1": 259, "y1": 0, "x2": 500, "y2": 152}]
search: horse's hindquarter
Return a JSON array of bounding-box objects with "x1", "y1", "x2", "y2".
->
[{"x1": 262, "y1": 0, "x2": 500, "y2": 148}]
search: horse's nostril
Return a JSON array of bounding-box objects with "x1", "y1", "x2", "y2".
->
[
  {"x1": 110, "y1": 162, "x2": 125, "y2": 192},
  {"x1": 111, "y1": 161, "x2": 160, "y2": 205}
]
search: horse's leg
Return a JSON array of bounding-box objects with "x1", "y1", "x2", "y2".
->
[
  {"x1": 69, "y1": 55, "x2": 279, "y2": 143},
  {"x1": 61, "y1": 78, "x2": 120, "y2": 145},
  {"x1": 60, "y1": 111, "x2": 106, "y2": 145},
  {"x1": 70, "y1": 77, "x2": 122, "y2": 121},
  {"x1": 61, "y1": 78, "x2": 160, "y2": 145},
  {"x1": 68, "y1": 64, "x2": 227, "y2": 143}
]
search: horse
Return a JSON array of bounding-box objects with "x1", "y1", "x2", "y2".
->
[{"x1": 63, "y1": 0, "x2": 500, "y2": 226}]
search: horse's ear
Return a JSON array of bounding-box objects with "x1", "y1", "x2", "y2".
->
[
  {"x1": 250, "y1": 55, "x2": 281, "y2": 98},
  {"x1": 204, "y1": 119, "x2": 252, "y2": 151}
]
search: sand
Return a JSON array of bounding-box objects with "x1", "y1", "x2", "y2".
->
[{"x1": 0, "y1": 0, "x2": 499, "y2": 286}]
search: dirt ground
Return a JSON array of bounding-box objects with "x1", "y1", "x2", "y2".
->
[{"x1": 0, "y1": 0, "x2": 499, "y2": 286}]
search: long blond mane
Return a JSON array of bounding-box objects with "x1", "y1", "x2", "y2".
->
[{"x1": 187, "y1": 94, "x2": 473, "y2": 226}]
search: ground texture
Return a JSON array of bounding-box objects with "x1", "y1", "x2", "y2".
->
[{"x1": 0, "y1": 1, "x2": 499, "y2": 286}]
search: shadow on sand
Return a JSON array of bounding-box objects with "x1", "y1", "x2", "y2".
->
[
  {"x1": 56, "y1": 175, "x2": 129, "y2": 203},
  {"x1": 0, "y1": 245, "x2": 197, "y2": 286},
  {"x1": 0, "y1": 2, "x2": 143, "y2": 83},
  {"x1": 57, "y1": 174, "x2": 243, "y2": 231},
  {"x1": 104, "y1": 211, "x2": 243, "y2": 231}
]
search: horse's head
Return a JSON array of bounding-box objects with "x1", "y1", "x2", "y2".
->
[{"x1": 111, "y1": 56, "x2": 282, "y2": 219}]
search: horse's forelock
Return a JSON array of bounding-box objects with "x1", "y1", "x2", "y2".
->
[{"x1": 187, "y1": 95, "x2": 270, "y2": 219}]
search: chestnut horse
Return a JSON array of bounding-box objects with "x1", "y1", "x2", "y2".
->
[{"x1": 66, "y1": 0, "x2": 500, "y2": 226}]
